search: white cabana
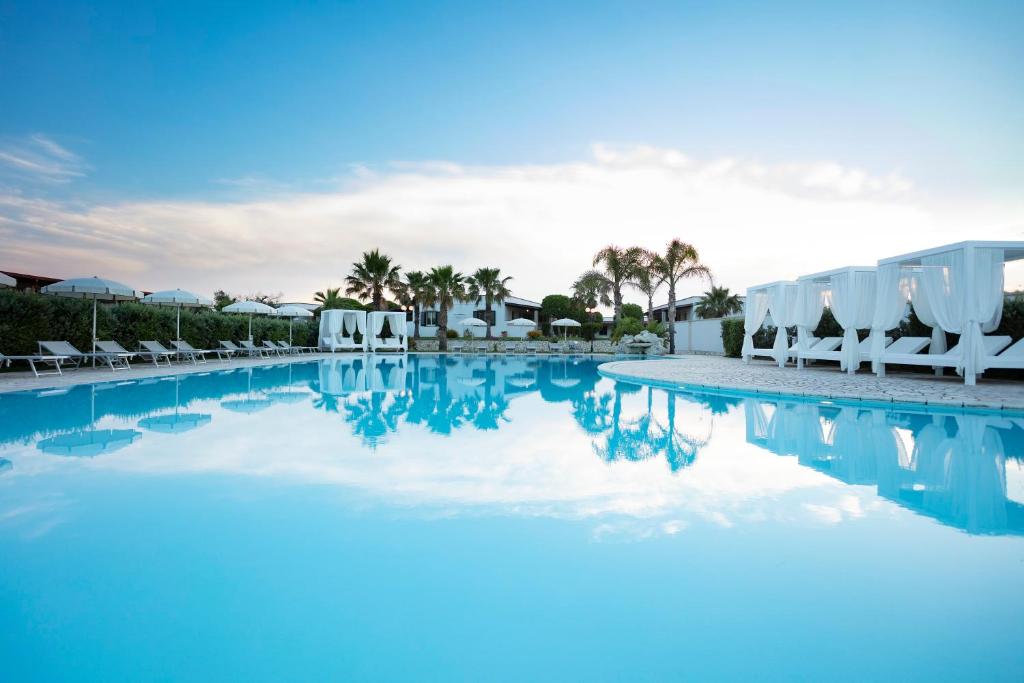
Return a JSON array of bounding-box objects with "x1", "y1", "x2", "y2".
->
[
  {"x1": 319, "y1": 309, "x2": 367, "y2": 352},
  {"x1": 0, "y1": 272, "x2": 15, "y2": 288},
  {"x1": 741, "y1": 281, "x2": 797, "y2": 367},
  {"x1": 873, "y1": 241, "x2": 1024, "y2": 385},
  {"x1": 40, "y1": 276, "x2": 140, "y2": 366},
  {"x1": 367, "y1": 311, "x2": 408, "y2": 352},
  {"x1": 796, "y1": 266, "x2": 877, "y2": 374},
  {"x1": 222, "y1": 300, "x2": 276, "y2": 341},
  {"x1": 274, "y1": 304, "x2": 314, "y2": 346},
  {"x1": 140, "y1": 289, "x2": 213, "y2": 340}
]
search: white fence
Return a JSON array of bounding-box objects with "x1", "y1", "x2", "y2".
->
[{"x1": 671, "y1": 316, "x2": 739, "y2": 355}]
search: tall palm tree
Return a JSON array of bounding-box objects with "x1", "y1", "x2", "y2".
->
[
  {"x1": 651, "y1": 240, "x2": 712, "y2": 354},
  {"x1": 395, "y1": 270, "x2": 430, "y2": 338},
  {"x1": 425, "y1": 265, "x2": 467, "y2": 352},
  {"x1": 572, "y1": 270, "x2": 612, "y2": 312},
  {"x1": 314, "y1": 287, "x2": 345, "y2": 310},
  {"x1": 592, "y1": 245, "x2": 645, "y2": 322},
  {"x1": 466, "y1": 267, "x2": 513, "y2": 339},
  {"x1": 345, "y1": 249, "x2": 401, "y2": 311},
  {"x1": 695, "y1": 285, "x2": 742, "y2": 319},
  {"x1": 627, "y1": 249, "x2": 660, "y2": 322}
]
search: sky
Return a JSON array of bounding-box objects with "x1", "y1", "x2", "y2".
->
[{"x1": 1, "y1": 0, "x2": 1022, "y2": 304}]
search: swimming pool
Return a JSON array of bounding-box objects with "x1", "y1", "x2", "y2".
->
[{"x1": 1, "y1": 354, "x2": 1022, "y2": 681}]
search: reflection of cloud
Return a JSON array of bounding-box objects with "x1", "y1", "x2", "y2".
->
[{"x1": 5, "y1": 143, "x2": 1019, "y2": 298}]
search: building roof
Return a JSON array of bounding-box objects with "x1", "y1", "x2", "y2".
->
[
  {"x1": 503, "y1": 295, "x2": 542, "y2": 309},
  {"x1": 650, "y1": 295, "x2": 704, "y2": 312}
]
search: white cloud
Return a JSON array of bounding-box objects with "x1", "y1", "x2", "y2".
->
[
  {"x1": 0, "y1": 134, "x2": 88, "y2": 183},
  {"x1": 2, "y1": 143, "x2": 1022, "y2": 301}
]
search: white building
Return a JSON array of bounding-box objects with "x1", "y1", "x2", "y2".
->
[{"x1": 416, "y1": 295, "x2": 543, "y2": 338}]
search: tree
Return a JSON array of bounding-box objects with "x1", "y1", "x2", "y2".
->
[
  {"x1": 627, "y1": 249, "x2": 660, "y2": 322},
  {"x1": 213, "y1": 290, "x2": 236, "y2": 310},
  {"x1": 466, "y1": 267, "x2": 513, "y2": 339},
  {"x1": 315, "y1": 288, "x2": 367, "y2": 311},
  {"x1": 346, "y1": 249, "x2": 401, "y2": 311},
  {"x1": 651, "y1": 240, "x2": 712, "y2": 354},
  {"x1": 620, "y1": 303, "x2": 644, "y2": 321},
  {"x1": 424, "y1": 265, "x2": 467, "y2": 351},
  {"x1": 394, "y1": 270, "x2": 430, "y2": 339},
  {"x1": 246, "y1": 291, "x2": 282, "y2": 305},
  {"x1": 592, "y1": 245, "x2": 645, "y2": 322},
  {"x1": 695, "y1": 285, "x2": 742, "y2": 319},
  {"x1": 572, "y1": 270, "x2": 612, "y2": 312}
]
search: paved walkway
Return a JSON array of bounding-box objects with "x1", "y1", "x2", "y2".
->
[{"x1": 599, "y1": 355, "x2": 1024, "y2": 412}]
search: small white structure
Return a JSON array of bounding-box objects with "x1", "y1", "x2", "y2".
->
[
  {"x1": 418, "y1": 295, "x2": 542, "y2": 338},
  {"x1": 742, "y1": 281, "x2": 798, "y2": 367},
  {"x1": 367, "y1": 311, "x2": 408, "y2": 352},
  {"x1": 872, "y1": 241, "x2": 1024, "y2": 385},
  {"x1": 795, "y1": 266, "x2": 877, "y2": 374},
  {"x1": 319, "y1": 309, "x2": 367, "y2": 352}
]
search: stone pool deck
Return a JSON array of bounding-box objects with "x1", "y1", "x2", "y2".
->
[{"x1": 600, "y1": 355, "x2": 1024, "y2": 412}]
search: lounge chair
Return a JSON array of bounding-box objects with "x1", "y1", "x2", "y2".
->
[
  {"x1": 549, "y1": 341, "x2": 564, "y2": 354},
  {"x1": 985, "y1": 337, "x2": 1024, "y2": 370},
  {"x1": 276, "y1": 341, "x2": 314, "y2": 354},
  {"x1": 875, "y1": 335, "x2": 1011, "y2": 377},
  {"x1": 125, "y1": 340, "x2": 174, "y2": 367},
  {"x1": 448, "y1": 340, "x2": 464, "y2": 353},
  {"x1": 171, "y1": 340, "x2": 227, "y2": 364},
  {"x1": 0, "y1": 351, "x2": 71, "y2": 377},
  {"x1": 525, "y1": 342, "x2": 539, "y2": 354},
  {"x1": 567, "y1": 341, "x2": 584, "y2": 353},
  {"x1": 40, "y1": 340, "x2": 132, "y2": 372},
  {"x1": 220, "y1": 340, "x2": 251, "y2": 358},
  {"x1": 798, "y1": 337, "x2": 888, "y2": 368},
  {"x1": 502, "y1": 341, "x2": 516, "y2": 354},
  {"x1": 474, "y1": 341, "x2": 488, "y2": 353},
  {"x1": 262, "y1": 340, "x2": 284, "y2": 357},
  {"x1": 238, "y1": 340, "x2": 270, "y2": 358}
]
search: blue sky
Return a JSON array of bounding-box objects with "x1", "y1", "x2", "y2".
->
[{"x1": 1, "y1": 0, "x2": 1022, "y2": 300}]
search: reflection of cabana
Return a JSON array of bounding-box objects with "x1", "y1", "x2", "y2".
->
[
  {"x1": 319, "y1": 356, "x2": 368, "y2": 395},
  {"x1": 796, "y1": 266, "x2": 880, "y2": 373},
  {"x1": 872, "y1": 241, "x2": 1024, "y2": 384},
  {"x1": 367, "y1": 311, "x2": 408, "y2": 352},
  {"x1": 319, "y1": 309, "x2": 367, "y2": 352},
  {"x1": 742, "y1": 281, "x2": 798, "y2": 367},
  {"x1": 370, "y1": 354, "x2": 407, "y2": 392}
]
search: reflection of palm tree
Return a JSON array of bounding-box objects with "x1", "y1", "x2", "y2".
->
[
  {"x1": 572, "y1": 391, "x2": 614, "y2": 434},
  {"x1": 655, "y1": 391, "x2": 711, "y2": 472},
  {"x1": 344, "y1": 393, "x2": 390, "y2": 447},
  {"x1": 312, "y1": 393, "x2": 341, "y2": 413}
]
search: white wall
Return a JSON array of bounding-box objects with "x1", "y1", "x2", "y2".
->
[
  {"x1": 416, "y1": 300, "x2": 540, "y2": 338},
  {"x1": 671, "y1": 316, "x2": 739, "y2": 354}
]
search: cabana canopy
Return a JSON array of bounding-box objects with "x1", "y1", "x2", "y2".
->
[
  {"x1": 796, "y1": 266, "x2": 877, "y2": 373},
  {"x1": 319, "y1": 309, "x2": 367, "y2": 352},
  {"x1": 874, "y1": 240, "x2": 1024, "y2": 385},
  {"x1": 367, "y1": 311, "x2": 408, "y2": 352},
  {"x1": 742, "y1": 281, "x2": 797, "y2": 367}
]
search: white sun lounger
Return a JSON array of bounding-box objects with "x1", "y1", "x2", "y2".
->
[
  {"x1": 40, "y1": 340, "x2": 132, "y2": 372},
  {"x1": 171, "y1": 340, "x2": 228, "y2": 364},
  {"x1": 1, "y1": 351, "x2": 71, "y2": 377},
  {"x1": 985, "y1": 337, "x2": 1024, "y2": 370},
  {"x1": 876, "y1": 335, "x2": 1012, "y2": 377},
  {"x1": 799, "y1": 337, "x2": 890, "y2": 365},
  {"x1": 262, "y1": 340, "x2": 284, "y2": 357},
  {"x1": 276, "y1": 341, "x2": 314, "y2": 354},
  {"x1": 794, "y1": 337, "x2": 842, "y2": 364},
  {"x1": 238, "y1": 340, "x2": 271, "y2": 358},
  {"x1": 129, "y1": 340, "x2": 175, "y2": 367}
]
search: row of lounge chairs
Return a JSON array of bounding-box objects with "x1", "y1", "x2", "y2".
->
[
  {"x1": 1, "y1": 339, "x2": 318, "y2": 377},
  {"x1": 448, "y1": 340, "x2": 586, "y2": 354},
  {"x1": 753, "y1": 333, "x2": 1024, "y2": 376}
]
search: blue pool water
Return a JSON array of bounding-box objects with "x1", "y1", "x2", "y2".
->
[{"x1": 1, "y1": 354, "x2": 1023, "y2": 681}]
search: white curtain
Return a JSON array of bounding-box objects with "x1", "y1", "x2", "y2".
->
[
  {"x1": 372, "y1": 312, "x2": 386, "y2": 336},
  {"x1": 919, "y1": 247, "x2": 1004, "y2": 377},
  {"x1": 767, "y1": 283, "x2": 796, "y2": 366},
  {"x1": 341, "y1": 311, "x2": 354, "y2": 338},
  {"x1": 741, "y1": 290, "x2": 770, "y2": 362},
  {"x1": 830, "y1": 270, "x2": 876, "y2": 372},
  {"x1": 909, "y1": 275, "x2": 948, "y2": 358},
  {"x1": 869, "y1": 264, "x2": 910, "y2": 371},
  {"x1": 795, "y1": 279, "x2": 827, "y2": 352},
  {"x1": 390, "y1": 312, "x2": 407, "y2": 341}
]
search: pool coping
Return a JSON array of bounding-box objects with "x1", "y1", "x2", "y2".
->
[{"x1": 597, "y1": 361, "x2": 1024, "y2": 418}]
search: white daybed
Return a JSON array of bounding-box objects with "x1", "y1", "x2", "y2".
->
[{"x1": 367, "y1": 311, "x2": 408, "y2": 352}]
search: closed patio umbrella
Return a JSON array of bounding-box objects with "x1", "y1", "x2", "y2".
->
[
  {"x1": 222, "y1": 300, "x2": 276, "y2": 340},
  {"x1": 274, "y1": 305, "x2": 314, "y2": 345},
  {"x1": 41, "y1": 276, "x2": 140, "y2": 367},
  {"x1": 140, "y1": 289, "x2": 213, "y2": 341}
]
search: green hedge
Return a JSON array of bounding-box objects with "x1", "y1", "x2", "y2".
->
[
  {"x1": 0, "y1": 290, "x2": 317, "y2": 355},
  {"x1": 721, "y1": 319, "x2": 743, "y2": 357}
]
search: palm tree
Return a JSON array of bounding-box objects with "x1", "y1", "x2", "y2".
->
[
  {"x1": 345, "y1": 249, "x2": 401, "y2": 311},
  {"x1": 425, "y1": 265, "x2": 467, "y2": 351},
  {"x1": 592, "y1": 245, "x2": 645, "y2": 322},
  {"x1": 572, "y1": 270, "x2": 612, "y2": 312},
  {"x1": 466, "y1": 267, "x2": 513, "y2": 339},
  {"x1": 395, "y1": 270, "x2": 430, "y2": 338},
  {"x1": 627, "y1": 249, "x2": 660, "y2": 322},
  {"x1": 314, "y1": 287, "x2": 346, "y2": 310},
  {"x1": 695, "y1": 285, "x2": 742, "y2": 319},
  {"x1": 651, "y1": 240, "x2": 712, "y2": 354}
]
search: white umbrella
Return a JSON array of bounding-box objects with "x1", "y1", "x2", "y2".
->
[
  {"x1": 41, "y1": 276, "x2": 140, "y2": 366},
  {"x1": 507, "y1": 317, "x2": 536, "y2": 339},
  {"x1": 274, "y1": 305, "x2": 314, "y2": 345},
  {"x1": 140, "y1": 289, "x2": 213, "y2": 341},
  {"x1": 0, "y1": 272, "x2": 14, "y2": 288},
  {"x1": 458, "y1": 316, "x2": 487, "y2": 339},
  {"x1": 223, "y1": 300, "x2": 276, "y2": 340},
  {"x1": 551, "y1": 317, "x2": 582, "y2": 340}
]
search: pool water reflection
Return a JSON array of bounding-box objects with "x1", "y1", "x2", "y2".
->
[{"x1": 1, "y1": 354, "x2": 1022, "y2": 681}]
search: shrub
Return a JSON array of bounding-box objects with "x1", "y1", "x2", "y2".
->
[
  {"x1": 446, "y1": 329, "x2": 459, "y2": 339},
  {"x1": 721, "y1": 318, "x2": 744, "y2": 357},
  {"x1": 527, "y1": 329, "x2": 543, "y2": 340},
  {"x1": 580, "y1": 321, "x2": 601, "y2": 341},
  {"x1": 620, "y1": 303, "x2": 643, "y2": 321},
  {"x1": 645, "y1": 320, "x2": 667, "y2": 337},
  {"x1": 611, "y1": 317, "x2": 643, "y2": 341}
]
